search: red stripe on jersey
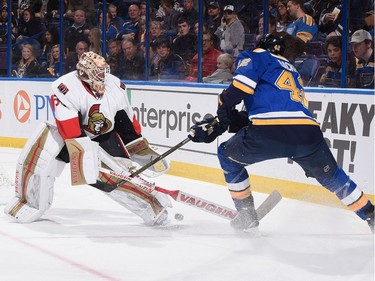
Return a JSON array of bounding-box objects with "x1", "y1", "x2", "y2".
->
[
  {"x1": 132, "y1": 115, "x2": 142, "y2": 135},
  {"x1": 56, "y1": 117, "x2": 82, "y2": 140}
]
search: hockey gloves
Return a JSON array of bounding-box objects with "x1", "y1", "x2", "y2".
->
[{"x1": 188, "y1": 117, "x2": 227, "y2": 143}]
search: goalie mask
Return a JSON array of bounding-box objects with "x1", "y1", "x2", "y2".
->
[{"x1": 76, "y1": 52, "x2": 110, "y2": 95}]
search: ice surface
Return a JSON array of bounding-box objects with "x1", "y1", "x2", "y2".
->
[{"x1": 0, "y1": 148, "x2": 373, "y2": 281}]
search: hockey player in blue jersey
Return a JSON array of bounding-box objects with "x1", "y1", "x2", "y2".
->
[{"x1": 188, "y1": 33, "x2": 374, "y2": 233}]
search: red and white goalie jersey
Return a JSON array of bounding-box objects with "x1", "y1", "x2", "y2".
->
[{"x1": 51, "y1": 71, "x2": 141, "y2": 141}]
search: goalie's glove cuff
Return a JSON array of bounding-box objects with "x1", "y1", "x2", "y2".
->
[{"x1": 188, "y1": 117, "x2": 227, "y2": 143}]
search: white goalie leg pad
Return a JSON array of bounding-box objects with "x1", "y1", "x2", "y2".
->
[
  {"x1": 106, "y1": 189, "x2": 169, "y2": 226},
  {"x1": 66, "y1": 137, "x2": 99, "y2": 185},
  {"x1": 126, "y1": 137, "x2": 170, "y2": 178},
  {"x1": 98, "y1": 148, "x2": 171, "y2": 225},
  {"x1": 4, "y1": 122, "x2": 65, "y2": 223}
]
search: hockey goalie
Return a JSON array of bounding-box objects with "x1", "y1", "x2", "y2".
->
[{"x1": 4, "y1": 52, "x2": 171, "y2": 226}]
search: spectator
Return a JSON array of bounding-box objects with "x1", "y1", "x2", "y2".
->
[
  {"x1": 319, "y1": 36, "x2": 356, "y2": 87},
  {"x1": 150, "y1": 20, "x2": 168, "y2": 58},
  {"x1": 161, "y1": 0, "x2": 181, "y2": 36},
  {"x1": 12, "y1": 43, "x2": 52, "y2": 78},
  {"x1": 140, "y1": 1, "x2": 147, "y2": 17},
  {"x1": 202, "y1": 53, "x2": 233, "y2": 83},
  {"x1": 172, "y1": 17, "x2": 196, "y2": 62},
  {"x1": 180, "y1": 0, "x2": 198, "y2": 33},
  {"x1": 63, "y1": 10, "x2": 91, "y2": 55},
  {"x1": 47, "y1": 44, "x2": 64, "y2": 77},
  {"x1": 40, "y1": 26, "x2": 60, "y2": 67},
  {"x1": 276, "y1": 0, "x2": 292, "y2": 32},
  {"x1": 64, "y1": 40, "x2": 88, "y2": 73},
  {"x1": 149, "y1": 36, "x2": 187, "y2": 81},
  {"x1": 256, "y1": 13, "x2": 277, "y2": 43},
  {"x1": 236, "y1": 0, "x2": 260, "y2": 33},
  {"x1": 314, "y1": 0, "x2": 369, "y2": 36},
  {"x1": 214, "y1": 5, "x2": 244, "y2": 57},
  {"x1": 205, "y1": 1, "x2": 221, "y2": 35},
  {"x1": 64, "y1": 0, "x2": 96, "y2": 26},
  {"x1": 350, "y1": 29, "x2": 374, "y2": 89},
  {"x1": 88, "y1": 27, "x2": 102, "y2": 55},
  {"x1": 117, "y1": 4, "x2": 141, "y2": 42},
  {"x1": 16, "y1": 8, "x2": 45, "y2": 46},
  {"x1": 185, "y1": 31, "x2": 222, "y2": 81},
  {"x1": 98, "y1": 10, "x2": 118, "y2": 44},
  {"x1": 106, "y1": 38, "x2": 123, "y2": 78},
  {"x1": 285, "y1": 0, "x2": 318, "y2": 44},
  {"x1": 120, "y1": 38, "x2": 145, "y2": 80},
  {"x1": 108, "y1": 3, "x2": 124, "y2": 32},
  {"x1": 0, "y1": 5, "x2": 17, "y2": 44}
]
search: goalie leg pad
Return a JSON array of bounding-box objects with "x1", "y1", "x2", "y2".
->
[
  {"x1": 4, "y1": 122, "x2": 65, "y2": 223},
  {"x1": 98, "y1": 148, "x2": 171, "y2": 225},
  {"x1": 66, "y1": 137, "x2": 99, "y2": 185},
  {"x1": 105, "y1": 183, "x2": 169, "y2": 226}
]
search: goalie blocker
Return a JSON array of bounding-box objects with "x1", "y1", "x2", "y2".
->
[{"x1": 4, "y1": 122, "x2": 171, "y2": 226}]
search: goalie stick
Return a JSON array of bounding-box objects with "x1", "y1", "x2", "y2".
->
[{"x1": 96, "y1": 166, "x2": 282, "y2": 221}]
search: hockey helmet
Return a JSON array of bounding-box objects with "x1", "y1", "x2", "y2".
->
[
  {"x1": 257, "y1": 33, "x2": 286, "y2": 56},
  {"x1": 76, "y1": 51, "x2": 110, "y2": 95}
]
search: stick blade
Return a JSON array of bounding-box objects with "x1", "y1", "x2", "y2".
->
[{"x1": 256, "y1": 190, "x2": 282, "y2": 221}]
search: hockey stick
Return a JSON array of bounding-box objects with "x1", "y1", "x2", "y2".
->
[
  {"x1": 130, "y1": 137, "x2": 191, "y2": 178},
  {"x1": 97, "y1": 166, "x2": 282, "y2": 221},
  {"x1": 128, "y1": 117, "x2": 219, "y2": 178}
]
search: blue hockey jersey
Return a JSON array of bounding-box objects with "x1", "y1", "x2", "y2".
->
[{"x1": 232, "y1": 48, "x2": 319, "y2": 126}]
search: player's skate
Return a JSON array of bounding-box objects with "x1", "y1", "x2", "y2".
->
[
  {"x1": 364, "y1": 204, "x2": 374, "y2": 233},
  {"x1": 231, "y1": 195, "x2": 259, "y2": 235}
]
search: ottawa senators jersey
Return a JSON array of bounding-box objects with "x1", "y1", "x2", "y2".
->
[
  {"x1": 232, "y1": 48, "x2": 319, "y2": 126},
  {"x1": 51, "y1": 72, "x2": 141, "y2": 140}
]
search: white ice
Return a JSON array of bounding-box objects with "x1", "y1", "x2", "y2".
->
[{"x1": 0, "y1": 147, "x2": 374, "y2": 281}]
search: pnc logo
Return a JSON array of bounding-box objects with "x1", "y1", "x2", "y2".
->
[{"x1": 14, "y1": 90, "x2": 31, "y2": 123}]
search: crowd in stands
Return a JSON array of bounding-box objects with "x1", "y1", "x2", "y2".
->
[{"x1": 0, "y1": 0, "x2": 373, "y2": 89}]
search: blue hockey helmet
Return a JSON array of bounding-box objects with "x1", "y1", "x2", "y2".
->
[{"x1": 257, "y1": 33, "x2": 286, "y2": 55}]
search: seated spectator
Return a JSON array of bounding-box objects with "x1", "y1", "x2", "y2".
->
[
  {"x1": 16, "y1": 8, "x2": 45, "y2": 46},
  {"x1": 203, "y1": 53, "x2": 233, "y2": 83},
  {"x1": 64, "y1": 0, "x2": 96, "y2": 26},
  {"x1": 205, "y1": 1, "x2": 221, "y2": 35},
  {"x1": 64, "y1": 10, "x2": 91, "y2": 55},
  {"x1": 120, "y1": 38, "x2": 145, "y2": 80},
  {"x1": 12, "y1": 43, "x2": 52, "y2": 78},
  {"x1": 172, "y1": 17, "x2": 196, "y2": 63},
  {"x1": 106, "y1": 39, "x2": 123, "y2": 78},
  {"x1": 149, "y1": 37, "x2": 187, "y2": 81},
  {"x1": 64, "y1": 41, "x2": 88, "y2": 73},
  {"x1": 0, "y1": 5, "x2": 17, "y2": 44},
  {"x1": 40, "y1": 26, "x2": 60, "y2": 67},
  {"x1": 161, "y1": 0, "x2": 181, "y2": 36},
  {"x1": 285, "y1": 0, "x2": 318, "y2": 44},
  {"x1": 214, "y1": 5, "x2": 244, "y2": 57},
  {"x1": 319, "y1": 36, "x2": 356, "y2": 87},
  {"x1": 276, "y1": 0, "x2": 292, "y2": 32},
  {"x1": 108, "y1": 3, "x2": 124, "y2": 32},
  {"x1": 316, "y1": 0, "x2": 369, "y2": 36},
  {"x1": 47, "y1": 44, "x2": 64, "y2": 77},
  {"x1": 98, "y1": 10, "x2": 118, "y2": 44},
  {"x1": 180, "y1": 0, "x2": 198, "y2": 33},
  {"x1": 185, "y1": 31, "x2": 222, "y2": 81},
  {"x1": 149, "y1": 20, "x2": 168, "y2": 58},
  {"x1": 350, "y1": 29, "x2": 374, "y2": 89},
  {"x1": 88, "y1": 27, "x2": 102, "y2": 55},
  {"x1": 117, "y1": 4, "x2": 141, "y2": 42},
  {"x1": 256, "y1": 13, "x2": 277, "y2": 43}
]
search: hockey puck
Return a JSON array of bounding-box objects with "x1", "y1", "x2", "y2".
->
[{"x1": 174, "y1": 213, "x2": 184, "y2": 221}]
